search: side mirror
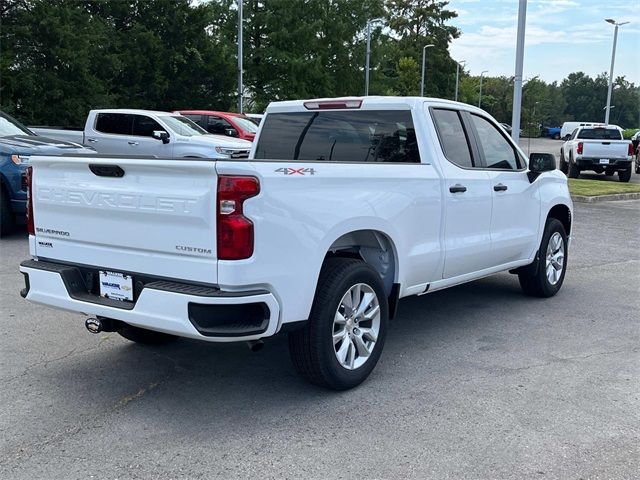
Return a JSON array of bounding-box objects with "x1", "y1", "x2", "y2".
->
[
  {"x1": 224, "y1": 128, "x2": 239, "y2": 137},
  {"x1": 528, "y1": 152, "x2": 556, "y2": 182},
  {"x1": 152, "y1": 130, "x2": 170, "y2": 144}
]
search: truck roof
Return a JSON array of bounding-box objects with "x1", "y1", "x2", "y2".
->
[
  {"x1": 89, "y1": 109, "x2": 181, "y2": 117},
  {"x1": 265, "y1": 96, "x2": 488, "y2": 114}
]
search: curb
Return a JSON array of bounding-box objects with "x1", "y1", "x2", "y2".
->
[{"x1": 571, "y1": 192, "x2": 640, "y2": 203}]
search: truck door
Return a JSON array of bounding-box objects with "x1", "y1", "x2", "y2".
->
[
  {"x1": 466, "y1": 113, "x2": 540, "y2": 265},
  {"x1": 431, "y1": 107, "x2": 494, "y2": 278},
  {"x1": 89, "y1": 113, "x2": 135, "y2": 155}
]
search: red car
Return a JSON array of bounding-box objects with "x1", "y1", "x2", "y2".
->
[{"x1": 176, "y1": 110, "x2": 259, "y2": 142}]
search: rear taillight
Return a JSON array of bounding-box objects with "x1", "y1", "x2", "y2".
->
[
  {"x1": 577, "y1": 142, "x2": 583, "y2": 155},
  {"x1": 26, "y1": 166, "x2": 34, "y2": 235},
  {"x1": 217, "y1": 176, "x2": 260, "y2": 260},
  {"x1": 628, "y1": 142, "x2": 635, "y2": 156}
]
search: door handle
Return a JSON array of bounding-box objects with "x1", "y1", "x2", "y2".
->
[
  {"x1": 86, "y1": 138, "x2": 98, "y2": 143},
  {"x1": 449, "y1": 184, "x2": 467, "y2": 193},
  {"x1": 493, "y1": 183, "x2": 508, "y2": 192},
  {"x1": 128, "y1": 141, "x2": 139, "y2": 146}
]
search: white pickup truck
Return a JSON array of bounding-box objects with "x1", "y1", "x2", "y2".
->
[
  {"x1": 31, "y1": 109, "x2": 252, "y2": 159},
  {"x1": 20, "y1": 97, "x2": 573, "y2": 390},
  {"x1": 560, "y1": 125, "x2": 634, "y2": 182}
]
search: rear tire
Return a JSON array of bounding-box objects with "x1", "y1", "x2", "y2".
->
[
  {"x1": 618, "y1": 167, "x2": 631, "y2": 183},
  {"x1": 118, "y1": 324, "x2": 176, "y2": 345},
  {"x1": 0, "y1": 186, "x2": 15, "y2": 237},
  {"x1": 568, "y1": 156, "x2": 580, "y2": 179},
  {"x1": 288, "y1": 258, "x2": 388, "y2": 390},
  {"x1": 635, "y1": 159, "x2": 640, "y2": 174},
  {"x1": 518, "y1": 218, "x2": 568, "y2": 298},
  {"x1": 553, "y1": 133, "x2": 560, "y2": 140}
]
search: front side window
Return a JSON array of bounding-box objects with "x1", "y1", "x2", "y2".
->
[
  {"x1": 95, "y1": 113, "x2": 134, "y2": 135},
  {"x1": 471, "y1": 114, "x2": 520, "y2": 170},
  {"x1": 132, "y1": 115, "x2": 164, "y2": 137},
  {"x1": 161, "y1": 116, "x2": 207, "y2": 137},
  {"x1": 206, "y1": 116, "x2": 233, "y2": 135},
  {"x1": 431, "y1": 108, "x2": 474, "y2": 168},
  {"x1": 255, "y1": 110, "x2": 420, "y2": 163}
]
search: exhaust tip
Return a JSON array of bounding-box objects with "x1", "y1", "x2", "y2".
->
[
  {"x1": 247, "y1": 340, "x2": 264, "y2": 352},
  {"x1": 85, "y1": 317, "x2": 102, "y2": 334}
]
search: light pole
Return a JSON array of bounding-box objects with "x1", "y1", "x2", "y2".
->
[
  {"x1": 604, "y1": 19, "x2": 629, "y2": 125},
  {"x1": 454, "y1": 60, "x2": 465, "y2": 102},
  {"x1": 478, "y1": 70, "x2": 488, "y2": 108},
  {"x1": 364, "y1": 19, "x2": 384, "y2": 96},
  {"x1": 510, "y1": 0, "x2": 527, "y2": 143},
  {"x1": 420, "y1": 44, "x2": 435, "y2": 97},
  {"x1": 237, "y1": 0, "x2": 243, "y2": 113}
]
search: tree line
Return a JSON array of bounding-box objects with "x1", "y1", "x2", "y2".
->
[{"x1": 1, "y1": 0, "x2": 638, "y2": 129}]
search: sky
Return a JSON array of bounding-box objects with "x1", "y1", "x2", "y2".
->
[{"x1": 446, "y1": 0, "x2": 639, "y2": 84}]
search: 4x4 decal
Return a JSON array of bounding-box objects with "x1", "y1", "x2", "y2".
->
[{"x1": 275, "y1": 167, "x2": 316, "y2": 176}]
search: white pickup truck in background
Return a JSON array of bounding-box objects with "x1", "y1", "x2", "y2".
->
[
  {"x1": 31, "y1": 109, "x2": 252, "y2": 159},
  {"x1": 20, "y1": 96, "x2": 573, "y2": 390},
  {"x1": 560, "y1": 125, "x2": 634, "y2": 182}
]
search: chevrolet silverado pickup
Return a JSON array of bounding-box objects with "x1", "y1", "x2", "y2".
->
[
  {"x1": 560, "y1": 125, "x2": 634, "y2": 182},
  {"x1": 31, "y1": 109, "x2": 252, "y2": 159},
  {"x1": 20, "y1": 97, "x2": 573, "y2": 390}
]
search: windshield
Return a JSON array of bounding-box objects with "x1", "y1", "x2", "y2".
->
[
  {"x1": 0, "y1": 113, "x2": 33, "y2": 137},
  {"x1": 577, "y1": 128, "x2": 622, "y2": 140},
  {"x1": 161, "y1": 116, "x2": 207, "y2": 136},
  {"x1": 232, "y1": 116, "x2": 259, "y2": 133}
]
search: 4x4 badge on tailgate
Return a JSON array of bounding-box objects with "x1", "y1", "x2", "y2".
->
[{"x1": 275, "y1": 167, "x2": 316, "y2": 176}]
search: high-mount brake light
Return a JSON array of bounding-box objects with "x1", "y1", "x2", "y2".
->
[
  {"x1": 217, "y1": 176, "x2": 260, "y2": 260},
  {"x1": 303, "y1": 100, "x2": 363, "y2": 110}
]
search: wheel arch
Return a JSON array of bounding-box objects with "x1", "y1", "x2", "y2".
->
[{"x1": 547, "y1": 203, "x2": 572, "y2": 236}]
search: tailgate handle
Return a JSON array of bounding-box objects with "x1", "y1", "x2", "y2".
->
[
  {"x1": 602, "y1": 142, "x2": 610, "y2": 145},
  {"x1": 89, "y1": 164, "x2": 125, "y2": 178}
]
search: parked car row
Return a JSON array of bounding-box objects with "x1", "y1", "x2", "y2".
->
[{"x1": 2, "y1": 108, "x2": 265, "y2": 234}]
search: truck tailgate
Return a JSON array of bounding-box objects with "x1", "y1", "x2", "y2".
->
[
  {"x1": 582, "y1": 141, "x2": 629, "y2": 159},
  {"x1": 30, "y1": 155, "x2": 219, "y2": 284}
]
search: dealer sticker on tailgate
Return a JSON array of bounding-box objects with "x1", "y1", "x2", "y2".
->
[{"x1": 99, "y1": 271, "x2": 133, "y2": 302}]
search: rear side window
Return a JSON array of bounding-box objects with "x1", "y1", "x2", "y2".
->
[
  {"x1": 206, "y1": 116, "x2": 233, "y2": 135},
  {"x1": 95, "y1": 113, "x2": 134, "y2": 135},
  {"x1": 431, "y1": 109, "x2": 473, "y2": 168},
  {"x1": 132, "y1": 115, "x2": 164, "y2": 137},
  {"x1": 470, "y1": 114, "x2": 521, "y2": 170},
  {"x1": 577, "y1": 128, "x2": 622, "y2": 140},
  {"x1": 254, "y1": 110, "x2": 420, "y2": 163}
]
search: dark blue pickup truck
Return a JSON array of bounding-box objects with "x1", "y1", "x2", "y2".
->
[{"x1": 0, "y1": 112, "x2": 94, "y2": 235}]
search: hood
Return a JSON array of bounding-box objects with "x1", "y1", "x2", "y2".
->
[
  {"x1": 0, "y1": 135, "x2": 94, "y2": 155},
  {"x1": 189, "y1": 134, "x2": 252, "y2": 149}
]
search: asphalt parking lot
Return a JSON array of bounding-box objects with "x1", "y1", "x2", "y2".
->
[
  {"x1": 519, "y1": 137, "x2": 640, "y2": 184},
  {"x1": 1, "y1": 199, "x2": 639, "y2": 479}
]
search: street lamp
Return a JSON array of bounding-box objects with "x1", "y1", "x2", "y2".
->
[
  {"x1": 478, "y1": 70, "x2": 488, "y2": 108},
  {"x1": 604, "y1": 18, "x2": 630, "y2": 125},
  {"x1": 420, "y1": 44, "x2": 435, "y2": 97},
  {"x1": 510, "y1": 0, "x2": 527, "y2": 143},
  {"x1": 364, "y1": 18, "x2": 385, "y2": 96},
  {"x1": 454, "y1": 60, "x2": 466, "y2": 102},
  {"x1": 237, "y1": 0, "x2": 243, "y2": 113}
]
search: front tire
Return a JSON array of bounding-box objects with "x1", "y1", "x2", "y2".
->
[
  {"x1": 559, "y1": 150, "x2": 568, "y2": 174},
  {"x1": 117, "y1": 324, "x2": 176, "y2": 345},
  {"x1": 568, "y1": 156, "x2": 580, "y2": 179},
  {"x1": 518, "y1": 218, "x2": 568, "y2": 298},
  {"x1": 618, "y1": 167, "x2": 631, "y2": 183},
  {"x1": 288, "y1": 258, "x2": 388, "y2": 390}
]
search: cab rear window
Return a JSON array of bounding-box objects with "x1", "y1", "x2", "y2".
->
[
  {"x1": 577, "y1": 128, "x2": 622, "y2": 140},
  {"x1": 254, "y1": 110, "x2": 420, "y2": 163}
]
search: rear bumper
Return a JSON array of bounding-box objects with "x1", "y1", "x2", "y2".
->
[
  {"x1": 576, "y1": 157, "x2": 632, "y2": 170},
  {"x1": 19, "y1": 259, "x2": 280, "y2": 342}
]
